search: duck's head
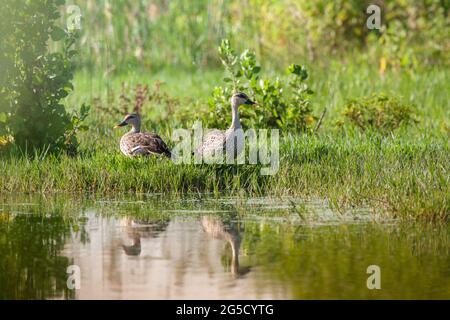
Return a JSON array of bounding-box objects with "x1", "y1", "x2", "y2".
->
[
  {"x1": 114, "y1": 113, "x2": 141, "y2": 129},
  {"x1": 231, "y1": 92, "x2": 257, "y2": 108}
]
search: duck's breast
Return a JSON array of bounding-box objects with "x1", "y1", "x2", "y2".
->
[
  {"x1": 225, "y1": 128, "x2": 244, "y2": 160},
  {"x1": 120, "y1": 133, "x2": 134, "y2": 156}
]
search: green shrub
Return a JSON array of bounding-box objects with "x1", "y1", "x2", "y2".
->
[
  {"x1": 205, "y1": 40, "x2": 315, "y2": 132},
  {"x1": 340, "y1": 94, "x2": 417, "y2": 132},
  {"x1": 373, "y1": 1, "x2": 450, "y2": 72},
  {"x1": 0, "y1": 0, "x2": 87, "y2": 154}
]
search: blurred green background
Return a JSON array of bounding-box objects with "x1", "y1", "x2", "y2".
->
[{"x1": 70, "y1": 0, "x2": 449, "y2": 72}]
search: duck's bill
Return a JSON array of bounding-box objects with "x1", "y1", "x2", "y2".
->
[
  {"x1": 114, "y1": 121, "x2": 127, "y2": 128},
  {"x1": 245, "y1": 99, "x2": 257, "y2": 105}
]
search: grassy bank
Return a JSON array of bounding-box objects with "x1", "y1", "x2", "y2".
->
[
  {"x1": 1, "y1": 64, "x2": 449, "y2": 223},
  {"x1": 1, "y1": 131, "x2": 448, "y2": 223}
]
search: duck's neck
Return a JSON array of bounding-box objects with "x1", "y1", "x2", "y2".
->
[
  {"x1": 230, "y1": 103, "x2": 241, "y2": 129},
  {"x1": 230, "y1": 234, "x2": 241, "y2": 275},
  {"x1": 129, "y1": 123, "x2": 140, "y2": 133}
]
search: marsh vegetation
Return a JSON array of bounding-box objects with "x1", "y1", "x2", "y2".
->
[
  {"x1": 1, "y1": 0, "x2": 449, "y2": 224},
  {"x1": 1, "y1": 1, "x2": 449, "y2": 301}
]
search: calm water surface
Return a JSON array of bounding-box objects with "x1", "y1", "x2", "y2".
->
[{"x1": 0, "y1": 194, "x2": 449, "y2": 299}]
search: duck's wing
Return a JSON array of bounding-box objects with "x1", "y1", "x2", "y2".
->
[{"x1": 129, "y1": 132, "x2": 172, "y2": 158}]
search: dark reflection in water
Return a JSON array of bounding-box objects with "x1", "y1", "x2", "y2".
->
[
  {"x1": 0, "y1": 201, "x2": 79, "y2": 300},
  {"x1": 201, "y1": 215, "x2": 251, "y2": 277},
  {"x1": 121, "y1": 218, "x2": 170, "y2": 256},
  {"x1": 0, "y1": 194, "x2": 449, "y2": 299}
]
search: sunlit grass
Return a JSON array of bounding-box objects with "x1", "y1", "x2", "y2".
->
[
  {"x1": 67, "y1": 63, "x2": 450, "y2": 130},
  {"x1": 1, "y1": 129, "x2": 448, "y2": 223},
  {"x1": 0, "y1": 135, "x2": 14, "y2": 146},
  {"x1": 2, "y1": 63, "x2": 449, "y2": 224}
]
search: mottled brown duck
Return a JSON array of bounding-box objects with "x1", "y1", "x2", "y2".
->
[{"x1": 115, "y1": 113, "x2": 172, "y2": 158}]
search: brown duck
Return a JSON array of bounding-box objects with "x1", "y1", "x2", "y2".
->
[{"x1": 115, "y1": 113, "x2": 172, "y2": 158}]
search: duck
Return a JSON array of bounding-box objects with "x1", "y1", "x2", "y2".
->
[
  {"x1": 114, "y1": 113, "x2": 172, "y2": 158},
  {"x1": 196, "y1": 92, "x2": 256, "y2": 160}
]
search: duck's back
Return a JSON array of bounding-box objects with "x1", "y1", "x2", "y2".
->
[{"x1": 120, "y1": 131, "x2": 171, "y2": 157}]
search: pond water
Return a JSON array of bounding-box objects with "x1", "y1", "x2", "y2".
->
[{"x1": 0, "y1": 194, "x2": 449, "y2": 300}]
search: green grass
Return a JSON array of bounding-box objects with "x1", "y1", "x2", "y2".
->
[
  {"x1": 2, "y1": 63, "x2": 449, "y2": 223},
  {"x1": 1, "y1": 130, "x2": 448, "y2": 223},
  {"x1": 67, "y1": 61, "x2": 450, "y2": 129}
]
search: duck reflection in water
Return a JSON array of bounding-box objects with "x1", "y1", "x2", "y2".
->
[
  {"x1": 121, "y1": 217, "x2": 170, "y2": 256},
  {"x1": 201, "y1": 215, "x2": 251, "y2": 278}
]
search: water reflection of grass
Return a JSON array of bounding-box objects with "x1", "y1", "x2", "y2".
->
[
  {"x1": 241, "y1": 222, "x2": 450, "y2": 299},
  {"x1": 0, "y1": 210, "x2": 78, "y2": 299},
  {"x1": 0, "y1": 195, "x2": 448, "y2": 299}
]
